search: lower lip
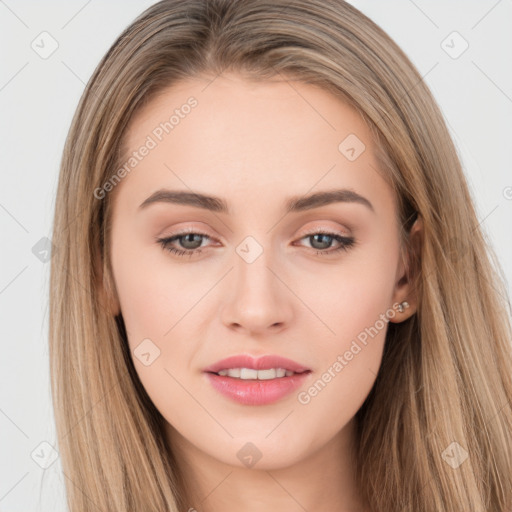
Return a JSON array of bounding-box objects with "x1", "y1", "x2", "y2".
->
[{"x1": 204, "y1": 371, "x2": 311, "y2": 405}]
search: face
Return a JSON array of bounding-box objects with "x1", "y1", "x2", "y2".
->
[{"x1": 107, "y1": 73, "x2": 415, "y2": 471}]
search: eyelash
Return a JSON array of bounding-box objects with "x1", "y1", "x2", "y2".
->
[{"x1": 155, "y1": 228, "x2": 356, "y2": 258}]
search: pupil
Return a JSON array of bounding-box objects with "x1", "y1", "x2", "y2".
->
[
  {"x1": 312, "y1": 234, "x2": 331, "y2": 250},
  {"x1": 182, "y1": 233, "x2": 202, "y2": 249}
]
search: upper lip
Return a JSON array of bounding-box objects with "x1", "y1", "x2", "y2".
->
[{"x1": 203, "y1": 354, "x2": 311, "y2": 374}]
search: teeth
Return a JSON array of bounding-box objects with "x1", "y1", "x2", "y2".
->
[
  {"x1": 216, "y1": 367, "x2": 296, "y2": 379},
  {"x1": 241, "y1": 368, "x2": 259, "y2": 379}
]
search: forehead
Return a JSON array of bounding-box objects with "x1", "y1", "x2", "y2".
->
[
  {"x1": 125, "y1": 73, "x2": 371, "y2": 150},
  {"x1": 114, "y1": 73, "x2": 392, "y2": 217}
]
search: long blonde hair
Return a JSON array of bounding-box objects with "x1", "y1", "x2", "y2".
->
[{"x1": 49, "y1": 1, "x2": 512, "y2": 510}]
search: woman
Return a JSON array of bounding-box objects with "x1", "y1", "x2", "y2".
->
[{"x1": 49, "y1": 0, "x2": 512, "y2": 510}]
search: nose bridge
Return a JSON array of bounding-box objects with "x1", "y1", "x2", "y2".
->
[
  {"x1": 220, "y1": 233, "x2": 292, "y2": 332},
  {"x1": 233, "y1": 234, "x2": 278, "y2": 299}
]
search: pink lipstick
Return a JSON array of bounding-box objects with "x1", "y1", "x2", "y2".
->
[{"x1": 203, "y1": 354, "x2": 312, "y2": 405}]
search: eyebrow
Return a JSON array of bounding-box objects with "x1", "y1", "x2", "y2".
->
[{"x1": 138, "y1": 188, "x2": 375, "y2": 214}]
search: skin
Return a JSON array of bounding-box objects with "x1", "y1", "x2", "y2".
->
[{"x1": 106, "y1": 72, "x2": 422, "y2": 512}]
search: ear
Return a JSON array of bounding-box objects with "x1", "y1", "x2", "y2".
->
[
  {"x1": 389, "y1": 214, "x2": 423, "y2": 323},
  {"x1": 94, "y1": 246, "x2": 121, "y2": 317}
]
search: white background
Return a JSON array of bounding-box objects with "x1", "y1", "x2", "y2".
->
[{"x1": 1, "y1": 1, "x2": 511, "y2": 510}]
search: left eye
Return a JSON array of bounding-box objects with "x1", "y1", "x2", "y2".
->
[
  {"x1": 156, "y1": 231, "x2": 210, "y2": 257},
  {"x1": 156, "y1": 230, "x2": 356, "y2": 258}
]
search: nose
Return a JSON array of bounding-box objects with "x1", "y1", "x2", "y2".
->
[{"x1": 219, "y1": 246, "x2": 294, "y2": 336}]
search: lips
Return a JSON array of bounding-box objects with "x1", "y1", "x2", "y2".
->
[
  {"x1": 203, "y1": 354, "x2": 312, "y2": 405},
  {"x1": 203, "y1": 354, "x2": 311, "y2": 374}
]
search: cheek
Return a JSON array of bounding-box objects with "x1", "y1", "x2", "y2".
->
[
  {"x1": 112, "y1": 258, "x2": 170, "y2": 342},
  {"x1": 296, "y1": 238, "x2": 398, "y2": 344},
  {"x1": 292, "y1": 288, "x2": 392, "y2": 454},
  {"x1": 110, "y1": 233, "x2": 201, "y2": 343},
  {"x1": 110, "y1": 236, "x2": 209, "y2": 407},
  {"x1": 291, "y1": 241, "x2": 397, "y2": 425}
]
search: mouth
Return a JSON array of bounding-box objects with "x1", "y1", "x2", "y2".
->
[
  {"x1": 206, "y1": 367, "x2": 310, "y2": 379},
  {"x1": 203, "y1": 354, "x2": 312, "y2": 405},
  {"x1": 203, "y1": 353, "x2": 311, "y2": 375}
]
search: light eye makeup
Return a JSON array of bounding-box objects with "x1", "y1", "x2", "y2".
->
[{"x1": 154, "y1": 226, "x2": 356, "y2": 259}]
